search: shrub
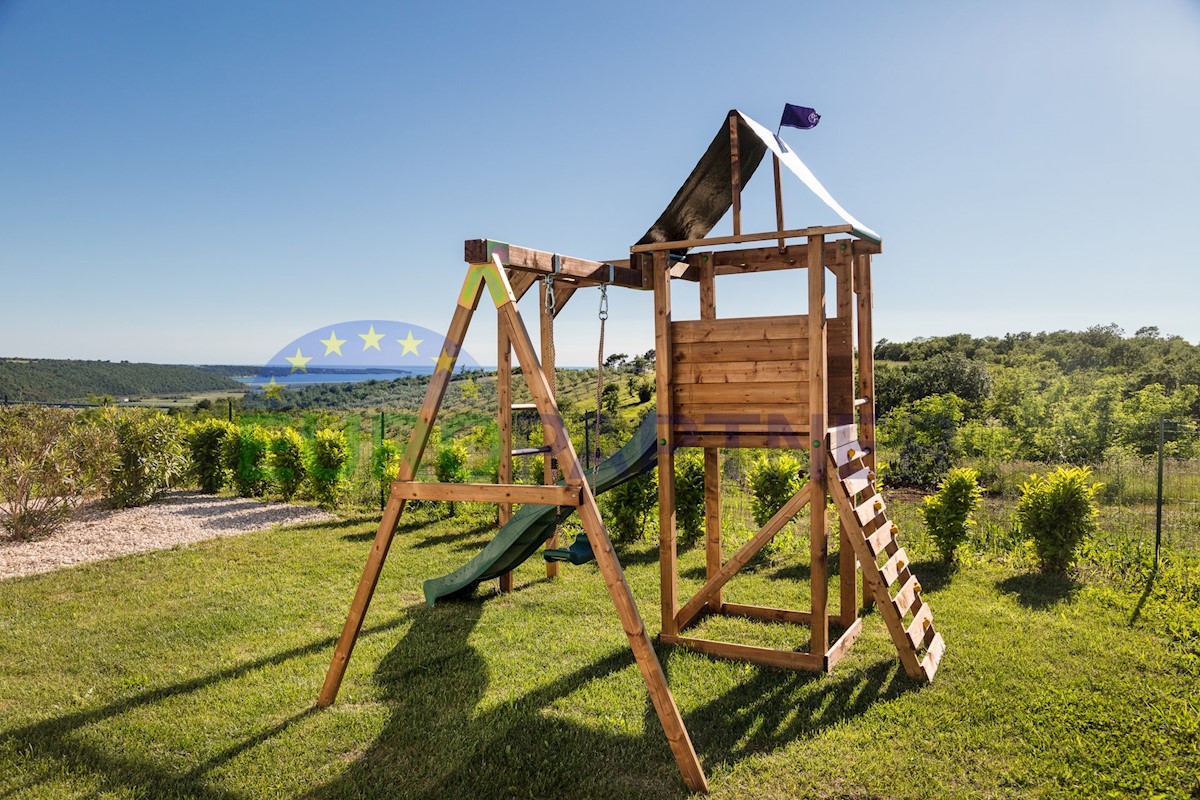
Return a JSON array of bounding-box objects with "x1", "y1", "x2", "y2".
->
[
  {"x1": 186, "y1": 419, "x2": 236, "y2": 493},
  {"x1": 749, "y1": 452, "x2": 805, "y2": 527},
  {"x1": 227, "y1": 425, "x2": 271, "y2": 498},
  {"x1": 98, "y1": 408, "x2": 186, "y2": 508},
  {"x1": 269, "y1": 427, "x2": 306, "y2": 500},
  {"x1": 371, "y1": 439, "x2": 402, "y2": 508},
  {"x1": 637, "y1": 380, "x2": 653, "y2": 404},
  {"x1": 601, "y1": 469, "x2": 657, "y2": 543},
  {"x1": 920, "y1": 467, "x2": 983, "y2": 563},
  {"x1": 879, "y1": 393, "x2": 965, "y2": 487},
  {"x1": 0, "y1": 406, "x2": 108, "y2": 539},
  {"x1": 674, "y1": 450, "x2": 706, "y2": 547},
  {"x1": 308, "y1": 428, "x2": 349, "y2": 509},
  {"x1": 435, "y1": 439, "x2": 470, "y2": 516},
  {"x1": 1015, "y1": 466, "x2": 1102, "y2": 573}
]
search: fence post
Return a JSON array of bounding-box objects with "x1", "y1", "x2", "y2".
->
[
  {"x1": 1155, "y1": 415, "x2": 1164, "y2": 569},
  {"x1": 379, "y1": 412, "x2": 386, "y2": 510}
]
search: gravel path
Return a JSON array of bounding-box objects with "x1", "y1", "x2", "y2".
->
[{"x1": 0, "y1": 491, "x2": 337, "y2": 580}]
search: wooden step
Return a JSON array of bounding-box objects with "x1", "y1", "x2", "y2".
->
[
  {"x1": 906, "y1": 604, "x2": 934, "y2": 650},
  {"x1": 511, "y1": 403, "x2": 538, "y2": 411},
  {"x1": 864, "y1": 521, "x2": 896, "y2": 558},
  {"x1": 840, "y1": 466, "x2": 872, "y2": 496},
  {"x1": 879, "y1": 548, "x2": 909, "y2": 588},
  {"x1": 921, "y1": 633, "x2": 946, "y2": 681},
  {"x1": 892, "y1": 574, "x2": 921, "y2": 617}
]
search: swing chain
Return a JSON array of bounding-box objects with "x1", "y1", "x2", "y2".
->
[
  {"x1": 594, "y1": 284, "x2": 608, "y2": 480},
  {"x1": 544, "y1": 275, "x2": 556, "y2": 317}
]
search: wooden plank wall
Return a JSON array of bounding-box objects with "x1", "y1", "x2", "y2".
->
[{"x1": 669, "y1": 314, "x2": 852, "y2": 445}]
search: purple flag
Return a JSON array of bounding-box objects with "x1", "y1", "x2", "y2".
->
[{"x1": 779, "y1": 103, "x2": 821, "y2": 130}]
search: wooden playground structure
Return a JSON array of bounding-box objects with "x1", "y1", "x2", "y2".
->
[{"x1": 316, "y1": 110, "x2": 944, "y2": 793}]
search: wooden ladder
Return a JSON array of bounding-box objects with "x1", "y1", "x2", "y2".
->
[{"x1": 826, "y1": 424, "x2": 945, "y2": 682}]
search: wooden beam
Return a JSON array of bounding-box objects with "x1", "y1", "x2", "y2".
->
[
  {"x1": 629, "y1": 224, "x2": 859, "y2": 254},
  {"x1": 835, "y1": 253, "x2": 857, "y2": 627},
  {"x1": 653, "y1": 251, "x2": 678, "y2": 637},
  {"x1": 721, "y1": 602, "x2": 812, "y2": 626},
  {"x1": 493, "y1": 258, "x2": 707, "y2": 792},
  {"x1": 773, "y1": 153, "x2": 785, "y2": 251},
  {"x1": 675, "y1": 484, "x2": 812, "y2": 632},
  {"x1": 465, "y1": 239, "x2": 644, "y2": 289},
  {"x1": 730, "y1": 112, "x2": 742, "y2": 237},
  {"x1": 824, "y1": 616, "x2": 864, "y2": 670},
  {"x1": 855, "y1": 254, "x2": 877, "y2": 612},
  {"x1": 661, "y1": 634, "x2": 825, "y2": 671},
  {"x1": 808, "y1": 233, "x2": 829, "y2": 657},
  {"x1": 319, "y1": 264, "x2": 485, "y2": 708},
  {"x1": 698, "y1": 255, "x2": 722, "y2": 614},
  {"x1": 389, "y1": 481, "x2": 581, "y2": 506},
  {"x1": 497, "y1": 302, "x2": 514, "y2": 594}
]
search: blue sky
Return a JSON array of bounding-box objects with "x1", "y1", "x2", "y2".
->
[{"x1": 2, "y1": 1, "x2": 1198, "y2": 366}]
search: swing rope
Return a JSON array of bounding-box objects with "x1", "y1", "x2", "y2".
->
[{"x1": 594, "y1": 284, "x2": 608, "y2": 481}]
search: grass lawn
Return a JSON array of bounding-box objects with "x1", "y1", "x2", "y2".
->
[{"x1": 1, "y1": 503, "x2": 1196, "y2": 799}]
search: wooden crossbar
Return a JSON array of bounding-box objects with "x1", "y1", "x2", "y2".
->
[{"x1": 389, "y1": 481, "x2": 582, "y2": 506}]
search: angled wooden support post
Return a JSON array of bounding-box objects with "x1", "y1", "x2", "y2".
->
[
  {"x1": 318, "y1": 264, "x2": 487, "y2": 707},
  {"x1": 493, "y1": 255, "x2": 708, "y2": 793}
]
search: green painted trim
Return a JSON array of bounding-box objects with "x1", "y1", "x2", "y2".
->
[
  {"x1": 480, "y1": 261, "x2": 513, "y2": 307},
  {"x1": 458, "y1": 264, "x2": 485, "y2": 307}
]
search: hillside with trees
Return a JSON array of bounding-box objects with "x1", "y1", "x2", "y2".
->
[
  {"x1": 873, "y1": 324, "x2": 1200, "y2": 485},
  {"x1": 0, "y1": 358, "x2": 243, "y2": 403}
]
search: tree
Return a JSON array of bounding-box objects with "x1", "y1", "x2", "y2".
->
[{"x1": 879, "y1": 393, "x2": 965, "y2": 487}]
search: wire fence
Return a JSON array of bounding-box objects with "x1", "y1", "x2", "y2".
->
[{"x1": 969, "y1": 418, "x2": 1200, "y2": 559}]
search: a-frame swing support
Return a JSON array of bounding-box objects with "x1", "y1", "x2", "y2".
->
[{"x1": 316, "y1": 256, "x2": 709, "y2": 793}]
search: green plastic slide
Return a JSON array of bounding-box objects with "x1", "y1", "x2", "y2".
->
[{"x1": 422, "y1": 414, "x2": 659, "y2": 605}]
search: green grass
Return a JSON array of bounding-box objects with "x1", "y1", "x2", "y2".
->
[{"x1": 1, "y1": 503, "x2": 1197, "y2": 799}]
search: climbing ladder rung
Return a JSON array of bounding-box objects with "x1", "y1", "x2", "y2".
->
[
  {"x1": 892, "y1": 574, "x2": 921, "y2": 617},
  {"x1": 865, "y1": 521, "x2": 896, "y2": 558},
  {"x1": 828, "y1": 424, "x2": 859, "y2": 450},
  {"x1": 841, "y1": 467, "x2": 872, "y2": 496},
  {"x1": 879, "y1": 548, "x2": 909, "y2": 587},
  {"x1": 511, "y1": 446, "x2": 552, "y2": 457},
  {"x1": 906, "y1": 603, "x2": 934, "y2": 650},
  {"x1": 921, "y1": 633, "x2": 946, "y2": 681},
  {"x1": 855, "y1": 493, "x2": 886, "y2": 527},
  {"x1": 832, "y1": 440, "x2": 870, "y2": 468}
]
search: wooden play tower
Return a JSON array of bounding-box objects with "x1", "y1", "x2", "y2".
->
[{"x1": 317, "y1": 110, "x2": 944, "y2": 793}]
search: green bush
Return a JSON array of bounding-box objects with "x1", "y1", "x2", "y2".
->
[
  {"x1": 601, "y1": 469, "x2": 657, "y2": 543},
  {"x1": 186, "y1": 419, "x2": 236, "y2": 493},
  {"x1": 674, "y1": 450, "x2": 706, "y2": 547},
  {"x1": 269, "y1": 427, "x2": 306, "y2": 500},
  {"x1": 1015, "y1": 466, "x2": 1102, "y2": 573},
  {"x1": 920, "y1": 467, "x2": 982, "y2": 563},
  {"x1": 879, "y1": 393, "x2": 965, "y2": 488},
  {"x1": 371, "y1": 439, "x2": 402, "y2": 507},
  {"x1": 435, "y1": 439, "x2": 469, "y2": 516},
  {"x1": 308, "y1": 428, "x2": 349, "y2": 509},
  {"x1": 0, "y1": 406, "x2": 109, "y2": 539},
  {"x1": 228, "y1": 425, "x2": 271, "y2": 498},
  {"x1": 749, "y1": 453, "x2": 805, "y2": 527},
  {"x1": 99, "y1": 408, "x2": 186, "y2": 509}
]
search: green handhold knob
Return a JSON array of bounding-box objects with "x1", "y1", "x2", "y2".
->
[
  {"x1": 660, "y1": 438, "x2": 667, "y2": 445},
  {"x1": 813, "y1": 440, "x2": 821, "y2": 448}
]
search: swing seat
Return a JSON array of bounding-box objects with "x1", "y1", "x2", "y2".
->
[{"x1": 543, "y1": 533, "x2": 594, "y2": 565}]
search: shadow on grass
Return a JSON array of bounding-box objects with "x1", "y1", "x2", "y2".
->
[
  {"x1": 302, "y1": 603, "x2": 917, "y2": 800},
  {"x1": 908, "y1": 559, "x2": 954, "y2": 594},
  {"x1": 1129, "y1": 567, "x2": 1157, "y2": 625},
  {"x1": 0, "y1": 616, "x2": 407, "y2": 800},
  {"x1": 997, "y1": 570, "x2": 1079, "y2": 609}
]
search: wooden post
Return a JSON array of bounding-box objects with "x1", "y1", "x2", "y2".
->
[
  {"x1": 729, "y1": 113, "x2": 742, "y2": 237},
  {"x1": 773, "y1": 154, "x2": 785, "y2": 252},
  {"x1": 318, "y1": 265, "x2": 485, "y2": 707},
  {"x1": 653, "y1": 251, "x2": 678, "y2": 636},
  {"x1": 494, "y1": 262, "x2": 708, "y2": 793},
  {"x1": 698, "y1": 254, "x2": 722, "y2": 612},
  {"x1": 807, "y1": 234, "x2": 829, "y2": 659},
  {"x1": 540, "y1": 278, "x2": 560, "y2": 579},
  {"x1": 855, "y1": 253, "x2": 876, "y2": 612},
  {"x1": 498, "y1": 306, "x2": 514, "y2": 593},
  {"x1": 835, "y1": 249, "x2": 857, "y2": 627}
]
